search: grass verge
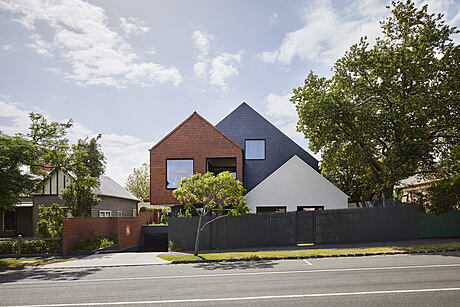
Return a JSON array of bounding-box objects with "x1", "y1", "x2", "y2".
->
[
  {"x1": 159, "y1": 242, "x2": 460, "y2": 262},
  {"x1": 0, "y1": 258, "x2": 74, "y2": 269}
]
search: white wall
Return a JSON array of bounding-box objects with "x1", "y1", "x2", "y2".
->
[{"x1": 244, "y1": 155, "x2": 348, "y2": 212}]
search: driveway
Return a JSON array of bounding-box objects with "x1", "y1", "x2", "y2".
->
[{"x1": 44, "y1": 252, "x2": 170, "y2": 268}]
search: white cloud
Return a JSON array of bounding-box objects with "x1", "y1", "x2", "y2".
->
[
  {"x1": 120, "y1": 17, "x2": 150, "y2": 35},
  {"x1": 263, "y1": 92, "x2": 301, "y2": 145},
  {"x1": 192, "y1": 30, "x2": 242, "y2": 89},
  {"x1": 263, "y1": 92, "x2": 321, "y2": 159},
  {"x1": 0, "y1": 95, "x2": 153, "y2": 186},
  {"x1": 0, "y1": 0, "x2": 182, "y2": 88},
  {"x1": 269, "y1": 12, "x2": 278, "y2": 25},
  {"x1": 26, "y1": 33, "x2": 53, "y2": 56},
  {"x1": 258, "y1": 0, "x2": 388, "y2": 66},
  {"x1": 192, "y1": 30, "x2": 212, "y2": 58},
  {"x1": 260, "y1": 0, "x2": 460, "y2": 67},
  {"x1": 208, "y1": 52, "x2": 242, "y2": 88},
  {"x1": 146, "y1": 47, "x2": 156, "y2": 55},
  {"x1": 1, "y1": 44, "x2": 14, "y2": 51}
]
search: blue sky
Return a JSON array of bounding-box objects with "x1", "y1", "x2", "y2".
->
[{"x1": 1, "y1": 0, "x2": 459, "y2": 185}]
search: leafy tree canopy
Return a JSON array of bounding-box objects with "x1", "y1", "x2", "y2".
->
[
  {"x1": 125, "y1": 163, "x2": 149, "y2": 200},
  {"x1": 292, "y1": 0, "x2": 459, "y2": 202},
  {"x1": 60, "y1": 135, "x2": 106, "y2": 217},
  {"x1": 173, "y1": 172, "x2": 248, "y2": 255},
  {"x1": 0, "y1": 113, "x2": 72, "y2": 210}
]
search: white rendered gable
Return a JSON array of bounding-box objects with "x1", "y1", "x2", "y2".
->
[{"x1": 244, "y1": 155, "x2": 348, "y2": 212}]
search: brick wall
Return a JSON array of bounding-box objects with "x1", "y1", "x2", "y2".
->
[
  {"x1": 62, "y1": 212, "x2": 160, "y2": 255},
  {"x1": 150, "y1": 112, "x2": 243, "y2": 204}
]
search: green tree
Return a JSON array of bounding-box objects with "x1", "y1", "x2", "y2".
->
[
  {"x1": 0, "y1": 113, "x2": 72, "y2": 210},
  {"x1": 125, "y1": 163, "x2": 149, "y2": 200},
  {"x1": 173, "y1": 172, "x2": 248, "y2": 255},
  {"x1": 36, "y1": 204, "x2": 64, "y2": 238},
  {"x1": 60, "y1": 135, "x2": 106, "y2": 217},
  {"x1": 421, "y1": 144, "x2": 460, "y2": 215},
  {"x1": 291, "y1": 1, "x2": 459, "y2": 202}
]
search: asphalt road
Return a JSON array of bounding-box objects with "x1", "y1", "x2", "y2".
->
[{"x1": 1, "y1": 252, "x2": 460, "y2": 306}]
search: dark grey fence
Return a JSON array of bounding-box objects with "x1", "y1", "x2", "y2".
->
[
  {"x1": 315, "y1": 206, "x2": 418, "y2": 244},
  {"x1": 168, "y1": 206, "x2": 419, "y2": 251}
]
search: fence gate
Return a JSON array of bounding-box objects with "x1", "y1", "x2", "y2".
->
[{"x1": 295, "y1": 211, "x2": 315, "y2": 244}]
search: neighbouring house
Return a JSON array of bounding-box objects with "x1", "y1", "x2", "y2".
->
[
  {"x1": 0, "y1": 168, "x2": 139, "y2": 237},
  {"x1": 149, "y1": 102, "x2": 348, "y2": 213},
  {"x1": 395, "y1": 175, "x2": 439, "y2": 203}
]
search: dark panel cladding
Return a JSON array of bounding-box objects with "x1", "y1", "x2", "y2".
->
[{"x1": 216, "y1": 102, "x2": 319, "y2": 192}]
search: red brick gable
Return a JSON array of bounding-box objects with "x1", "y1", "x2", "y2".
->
[{"x1": 149, "y1": 112, "x2": 243, "y2": 205}]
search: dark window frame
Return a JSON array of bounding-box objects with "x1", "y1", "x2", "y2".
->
[
  {"x1": 244, "y1": 139, "x2": 266, "y2": 160},
  {"x1": 206, "y1": 157, "x2": 237, "y2": 179},
  {"x1": 256, "y1": 206, "x2": 287, "y2": 214},
  {"x1": 166, "y1": 158, "x2": 194, "y2": 190},
  {"x1": 297, "y1": 206, "x2": 324, "y2": 211}
]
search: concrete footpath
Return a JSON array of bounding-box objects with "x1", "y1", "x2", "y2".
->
[{"x1": 44, "y1": 252, "x2": 170, "y2": 268}]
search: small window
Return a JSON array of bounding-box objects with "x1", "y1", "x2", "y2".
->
[
  {"x1": 167, "y1": 159, "x2": 194, "y2": 189},
  {"x1": 256, "y1": 206, "x2": 286, "y2": 214},
  {"x1": 99, "y1": 210, "x2": 111, "y2": 217},
  {"x1": 297, "y1": 206, "x2": 324, "y2": 211},
  {"x1": 3, "y1": 211, "x2": 16, "y2": 231},
  {"x1": 245, "y1": 140, "x2": 265, "y2": 160},
  {"x1": 116, "y1": 211, "x2": 122, "y2": 217}
]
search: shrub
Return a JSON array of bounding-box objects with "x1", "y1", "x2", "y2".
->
[
  {"x1": 139, "y1": 206, "x2": 162, "y2": 213},
  {"x1": 168, "y1": 241, "x2": 180, "y2": 252},
  {"x1": 0, "y1": 240, "x2": 17, "y2": 254},
  {"x1": 0, "y1": 239, "x2": 60, "y2": 254},
  {"x1": 72, "y1": 236, "x2": 118, "y2": 251},
  {"x1": 36, "y1": 204, "x2": 64, "y2": 238},
  {"x1": 21, "y1": 240, "x2": 60, "y2": 254},
  {"x1": 160, "y1": 207, "x2": 170, "y2": 224}
]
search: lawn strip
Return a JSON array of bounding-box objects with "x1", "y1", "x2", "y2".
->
[
  {"x1": 0, "y1": 258, "x2": 74, "y2": 269},
  {"x1": 159, "y1": 242, "x2": 460, "y2": 262}
]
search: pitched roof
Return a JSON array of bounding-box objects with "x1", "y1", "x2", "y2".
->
[
  {"x1": 216, "y1": 102, "x2": 319, "y2": 192},
  {"x1": 95, "y1": 175, "x2": 139, "y2": 201},
  {"x1": 149, "y1": 111, "x2": 242, "y2": 151}
]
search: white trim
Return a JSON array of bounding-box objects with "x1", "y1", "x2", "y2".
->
[{"x1": 99, "y1": 210, "x2": 111, "y2": 217}]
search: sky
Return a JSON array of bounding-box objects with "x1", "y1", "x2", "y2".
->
[{"x1": 1, "y1": 0, "x2": 459, "y2": 186}]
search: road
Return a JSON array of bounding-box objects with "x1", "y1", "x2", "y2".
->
[{"x1": 1, "y1": 252, "x2": 460, "y2": 306}]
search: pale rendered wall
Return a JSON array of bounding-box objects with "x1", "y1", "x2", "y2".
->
[{"x1": 244, "y1": 155, "x2": 348, "y2": 212}]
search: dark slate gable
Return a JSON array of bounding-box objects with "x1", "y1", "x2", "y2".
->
[{"x1": 216, "y1": 102, "x2": 319, "y2": 192}]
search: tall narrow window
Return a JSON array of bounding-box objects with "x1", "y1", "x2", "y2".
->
[
  {"x1": 167, "y1": 159, "x2": 194, "y2": 189},
  {"x1": 245, "y1": 140, "x2": 265, "y2": 160}
]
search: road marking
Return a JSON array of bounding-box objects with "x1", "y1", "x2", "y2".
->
[
  {"x1": 2, "y1": 263, "x2": 460, "y2": 286},
  {"x1": 303, "y1": 259, "x2": 313, "y2": 265},
  {"x1": 7, "y1": 287, "x2": 460, "y2": 306}
]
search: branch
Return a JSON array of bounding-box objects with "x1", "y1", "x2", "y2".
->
[{"x1": 200, "y1": 214, "x2": 228, "y2": 232}]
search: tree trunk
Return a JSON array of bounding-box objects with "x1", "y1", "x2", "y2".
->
[
  {"x1": 193, "y1": 211, "x2": 203, "y2": 256},
  {"x1": 382, "y1": 185, "x2": 394, "y2": 206}
]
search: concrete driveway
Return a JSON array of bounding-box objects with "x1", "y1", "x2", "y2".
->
[{"x1": 44, "y1": 252, "x2": 170, "y2": 268}]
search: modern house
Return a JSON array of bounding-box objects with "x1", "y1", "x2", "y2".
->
[
  {"x1": 149, "y1": 102, "x2": 348, "y2": 213},
  {"x1": 0, "y1": 169, "x2": 139, "y2": 237}
]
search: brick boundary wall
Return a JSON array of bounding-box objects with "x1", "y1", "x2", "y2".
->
[{"x1": 62, "y1": 212, "x2": 160, "y2": 255}]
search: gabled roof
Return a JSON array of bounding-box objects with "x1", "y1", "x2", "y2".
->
[
  {"x1": 216, "y1": 102, "x2": 319, "y2": 192},
  {"x1": 34, "y1": 168, "x2": 138, "y2": 201},
  {"x1": 95, "y1": 175, "x2": 139, "y2": 201},
  {"x1": 149, "y1": 111, "x2": 242, "y2": 151},
  {"x1": 244, "y1": 155, "x2": 348, "y2": 206},
  {"x1": 217, "y1": 102, "x2": 318, "y2": 165}
]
